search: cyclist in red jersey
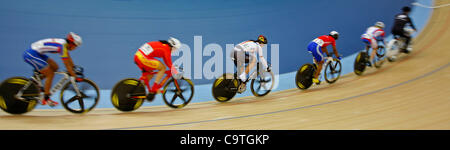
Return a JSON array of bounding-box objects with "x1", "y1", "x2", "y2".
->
[
  {"x1": 307, "y1": 31, "x2": 341, "y2": 84},
  {"x1": 134, "y1": 37, "x2": 181, "y2": 97}
]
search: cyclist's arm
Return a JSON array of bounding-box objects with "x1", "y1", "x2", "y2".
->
[
  {"x1": 408, "y1": 16, "x2": 417, "y2": 31},
  {"x1": 322, "y1": 46, "x2": 330, "y2": 57},
  {"x1": 257, "y1": 46, "x2": 268, "y2": 69},
  {"x1": 60, "y1": 48, "x2": 76, "y2": 77},
  {"x1": 162, "y1": 50, "x2": 178, "y2": 74},
  {"x1": 331, "y1": 42, "x2": 339, "y2": 57},
  {"x1": 62, "y1": 57, "x2": 77, "y2": 77}
]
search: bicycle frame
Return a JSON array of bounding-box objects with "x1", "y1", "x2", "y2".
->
[
  {"x1": 15, "y1": 71, "x2": 81, "y2": 101},
  {"x1": 130, "y1": 69, "x2": 182, "y2": 99}
]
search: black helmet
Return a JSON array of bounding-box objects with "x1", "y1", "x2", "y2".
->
[
  {"x1": 256, "y1": 35, "x2": 268, "y2": 44},
  {"x1": 402, "y1": 6, "x2": 411, "y2": 12}
]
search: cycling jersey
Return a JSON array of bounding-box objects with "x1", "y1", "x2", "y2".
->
[
  {"x1": 23, "y1": 38, "x2": 69, "y2": 70},
  {"x1": 361, "y1": 26, "x2": 385, "y2": 48},
  {"x1": 136, "y1": 41, "x2": 175, "y2": 73},
  {"x1": 308, "y1": 35, "x2": 336, "y2": 62},
  {"x1": 30, "y1": 38, "x2": 70, "y2": 59},
  {"x1": 313, "y1": 35, "x2": 336, "y2": 48},
  {"x1": 392, "y1": 13, "x2": 416, "y2": 32},
  {"x1": 230, "y1": 40, "x2": 268, "y2": 69}
]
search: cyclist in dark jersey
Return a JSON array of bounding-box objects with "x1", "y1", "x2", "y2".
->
[{"x1": 391, "y1": 6, "x2": 416, "y2": 53}]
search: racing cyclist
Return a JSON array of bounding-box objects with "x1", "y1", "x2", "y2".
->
[
  {"x1": 307, "y1": 31, "x2": 341, "y2": 84},
  {"x1": 361, "y1": 21, "x2": 387, "y2": 67},
  {"x1": 391, "y1": 6, "x2": 416, "y2": 53},
  {"x1": 22, "y1": 32, "x2": 83, "y2": 106},
  {"x1": 230, "y1": 35, "x2": 270, "y2": 90},
  {"x1": 134, "y1": 37, "x2": 181, "y2": 100}
]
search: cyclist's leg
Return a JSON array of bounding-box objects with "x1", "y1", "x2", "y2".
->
[
  {"x1": 134, "y1": 52, "x2": 164, "y2": 93},
  {"x1": 307, "y1": 42, "x2": 324, "y2": 80},
  {"x1": 369, "y1": 39, "x2": 378, "y2": 63},
  {"x1": 23, "y1": 50, "x2": 57, "y2": 105},
  {"x1": 233, "y1": 50, "x2": 248, "y2": 82}
]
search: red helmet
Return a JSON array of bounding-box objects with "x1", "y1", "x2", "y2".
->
[{"x1": 67, "y1": 32, "x2": 82, "y2": 46}]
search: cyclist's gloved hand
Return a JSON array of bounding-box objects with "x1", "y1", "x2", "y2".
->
[{"x1": 337, "y1": 56, "x2": 342, "y2": 60}]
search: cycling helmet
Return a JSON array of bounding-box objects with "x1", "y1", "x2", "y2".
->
[
  {"x1": 67, "y1": 32, "x2": 82, "y2": 46},
  {"x1": 329, "y1": 31, "x2": 339, "y2": 40},
  {"x1": 375, "y1": 21, "x2": 385, "y2": 28},
  {"x1": 168, "y1": 37, "x2": 181, "y2": 50},
  {"x1": 256, "y1": 35, "x2": 268, "y2": 44},
  {"x1": 402, "y1": 6, "x2": 411, "y2": 12}
]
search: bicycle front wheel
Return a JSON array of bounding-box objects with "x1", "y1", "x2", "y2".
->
[
  {"x1": 324, "y1": 60, "x2": 342, "y2": 84},
  {"x1": 60, "y1": 78, "x2": 100, "y2": 114},
  {"x1": 162, "y1": 78, "x2": 194, "y2": 109},
  {"x1": 251, "y1": 71, "x2": 274, "y2": 97}
]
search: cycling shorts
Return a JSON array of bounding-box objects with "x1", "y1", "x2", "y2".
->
[{"x1": 23, "y1": 49, "x2": 49, "y2": 71}]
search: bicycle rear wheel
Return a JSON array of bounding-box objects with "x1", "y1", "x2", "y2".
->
[
  {"x1": 162, "y1": 78, "x2": 194, "y2": 108},
  {"x1": 324, "y1": 60, "x2": 342, "y2": 84},
  {"x1": 60, "y1": 78, "x2": 100, "y2": 114},
  {"x1": 111, "y1": 78, "x2": 145, "y2": 112},
  {"x1": 251, "y1": 71, "x2": 274, "y2": 97},
  {"x1": 354, "y1": 51, "x2": 367, "y2": 76},
  {"x1": 0, "y1": 77, "x2": 39, "y2": 114},
  {"x1": 295, "y1": 64, "x2": 315, "y2": 90},
  {"x1": 212, "y1": 73, "x2": 238, "y2": 102}
]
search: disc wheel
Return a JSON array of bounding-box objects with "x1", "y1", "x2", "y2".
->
[
  {"x1": 295, "y1": 64, "x2": 315, "y2": 90},
  {"x1": 110, "y1": 78, "x2": 145, "y2": 112},
  {"x1": 0, "y1": 77, "x2": 39, "y2": 115},
  {"x1": 354, "y1": 52, "x2": 367, "y2": 76},
  {"x1": 212, "y1": 73, "x2": 238, "y2": 102}
]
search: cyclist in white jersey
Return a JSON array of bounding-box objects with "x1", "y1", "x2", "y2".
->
[
  {"x1": 230, "y1": 35, "x2": 270, "y2": 85},
  {"x1": 361, "y1": 22, "x2": 386, "y2": 66}
]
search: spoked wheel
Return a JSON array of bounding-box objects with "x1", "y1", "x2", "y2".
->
[
  {"x1": 251, "y1": 71, "x2": 274, "y2": 97},
  {"x1": 354, "y1": 51, "x2": 368, "y2": 76},
  {"x1": 60, "y1": 79, "x2": 100, "y2": 114},
  {"x1": 111, "y1": 78, "x2": 145, "y2": 112},
  {"x1": 374, "y1": 46, "x2": 386, "y2": 68},
  {"x1": 212, "y1": 73, "x2": 238, "y2": 102},
  {"x1": 162, "y1": 78, "x2": 194, "y2": 108},
  {"x1": 0, "y1": 77, "x2": 39, "y2": 115},
  {"x1": 324, "y1": 59, "x2": 342, "y2": 84},
  {"x1": 295, "y1": 64, "x2": 316, "y2": 90}
]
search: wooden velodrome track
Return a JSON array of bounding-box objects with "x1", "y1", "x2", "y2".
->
[{"x1": 1, "y1": 1, "x2": 449, "y2": 130}]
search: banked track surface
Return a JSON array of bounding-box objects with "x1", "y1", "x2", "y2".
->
[{"x1": 0, "y1": 0, "x2": 449, "y2": 130}]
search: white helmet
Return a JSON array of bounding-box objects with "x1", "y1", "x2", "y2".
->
[
  {"x1": 67, "y1": 32, "x2": 82, "y2": 46},
  {"x1": 329, "y1": 31, "x2": 339, "y2": 40},
  {"x1": 375, "y1": 21, "x2": 385, "y2": 28},
  {"x1": 168, "y1": 37, "x2": 181, "y2": 50}
]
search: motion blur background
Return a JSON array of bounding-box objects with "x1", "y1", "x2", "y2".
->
[{"x1": 0, "y1": 0, "x2": 413, "y2": 88}]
